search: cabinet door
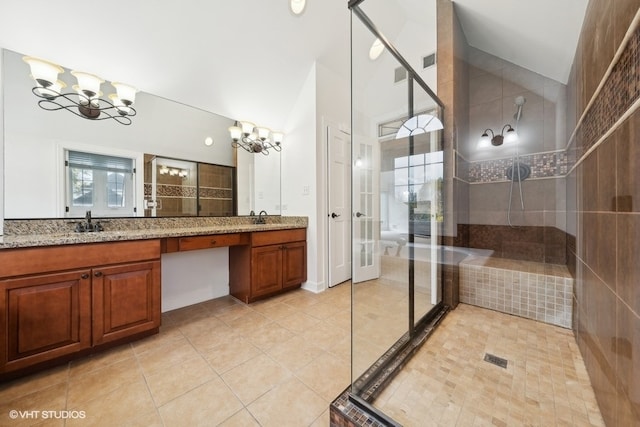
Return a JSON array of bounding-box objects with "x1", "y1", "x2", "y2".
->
[
  {"x1": 282, "y1": 241, "x2": 307, "y2": 289},
  {"x1": 92, "y1": 261, "x2": 161, "y2": 346},
  {"x1": 251, "y1": 245, "x2": 283, "y2": 298},
  {"x1": 0, "y1": 270, "x2": 91, "y2": 373}
]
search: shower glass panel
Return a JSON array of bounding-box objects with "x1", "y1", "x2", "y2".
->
[{"x1": 350, "y1": 0, "x2": 443, "y2": 401}]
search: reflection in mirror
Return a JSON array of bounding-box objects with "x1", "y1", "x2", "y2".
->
[
  {"x1": 143, "y1": 155, "x2": 236, "y2": 217},
  {"x1": 1, "y1": 48, "x2": 280, "y2": 218},
  {"x1": 236, "y1": 145, "x2": 281, "y2": 215}
]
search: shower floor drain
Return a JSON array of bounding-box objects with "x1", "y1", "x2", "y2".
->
[{"x1": 484, "y1": 353, "x2": 508, "y2": 369}]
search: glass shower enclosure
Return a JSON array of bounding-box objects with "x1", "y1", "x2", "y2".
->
[{"x1": 349, "y1": 0, "x2": 446, "y2": 408}]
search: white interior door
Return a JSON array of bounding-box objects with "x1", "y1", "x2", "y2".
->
[
  {"x1": 328, "y1": 126, "x2": 352, "y2": 287},
  {"x1": 352, "y1": 136, "x2": 380, "y2": 283}
]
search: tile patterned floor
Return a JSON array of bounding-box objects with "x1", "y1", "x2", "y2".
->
[
  {"x1": 0, "y1": 284, "x2": 604, "y2": 426},
  {"x1": 0, "y1": 284, "x2": 351, "y2": 427},
  {"x1": 375, "y1": 304, "x2": 605, "y2": 426}
]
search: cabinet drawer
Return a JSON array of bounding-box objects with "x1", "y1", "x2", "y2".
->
[
  {"x1": 178, "y1": 233, "x2": 249, "y2": 251},
  {"x1": 251, "y1": 229, "x2": 306, "y2": 247},
  {"x1": 0, "y1": 240, "x2": 161, "y2": 279}
]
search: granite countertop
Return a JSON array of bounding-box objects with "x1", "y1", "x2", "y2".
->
[{"x1": 0, "y1": 217, "x2": 308, "y2": 250}]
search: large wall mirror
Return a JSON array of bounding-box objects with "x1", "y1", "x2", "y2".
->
[{"x1": 1, "y1": 48, "x2": 281, "y2": 219}]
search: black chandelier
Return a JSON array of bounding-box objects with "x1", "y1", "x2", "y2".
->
[
  {"x1": 229, "y1": 121, "x2": 283, "y2": 155},
  {"x1": 23, "y1": 56, "x2": 138, "y2": 125}
]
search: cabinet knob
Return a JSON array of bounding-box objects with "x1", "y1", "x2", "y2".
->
[
  {"x1": 210, "y1": 240, "x2": 217, "y2": 245},
  {"x1": 94, "y1": 271, "x2": 103, "y2": 277},
  {"x1": 81, "y1": 273, "x2": 89, "y2": 279}
]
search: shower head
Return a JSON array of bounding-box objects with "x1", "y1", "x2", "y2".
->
[{"x1": 513, "y1": 96, "x2": 526, "y2": 121}]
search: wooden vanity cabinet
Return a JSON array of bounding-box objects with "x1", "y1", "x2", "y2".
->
[
  {"x1": 0, "y1": 240, "x2": 161, "y2": 377},
  {"x1": 230, "y1": 228, "x2": 307, "y2": 303}
]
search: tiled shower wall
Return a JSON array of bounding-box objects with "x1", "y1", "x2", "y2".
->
[{"x1": 566, "y1": 0, "x2": 640, "y2": 425}]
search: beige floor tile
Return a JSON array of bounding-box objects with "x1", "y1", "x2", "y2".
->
[
  {"x1": 178, "y1": 315, "x2": 227, "y2": 339},
  {"x1": 247, "y1": 377, "x2": 327, "y2": 427},
  {"x1": 164, "y1": 303, "x2": 211, "y2": 326},
  {"x1": 301, "y1": 321, "x2": 348, "y2": 351},
  {"x1": 0, "y1": 364, "x2": 68, "y2": 403},
  {"x1": 225, "y1": 311, "x2": 272, "y2": 335},
  {"x1": 122, "y1": 409, "x2": 164, "y2": 427},
  {"x1": 135, "y1": 336, "x2": 201, "y2": 376},
  {"x1": 251, "y1": 301, "x2": 301, "y2": 321},
  {"x1": 69, "y1": 344, "x2": 135, "y2": 378},
  {"x1": 295, "y1": 351, "x2": 350, "y2": 402},
  {"x1": 188, "y1": 322, "x2": 241, "y2": 352},
  {"x1": 1, "y1": 290, "x2": 606, "y2": 427},
  {"x1": 0, "y1": 383, "x2": 67, "y2": 427},
  {"x1": 199, "y1": 295, "x2": 242, "y2": 313},
  {"x1": 144, "y1": 355, "x2": 216, "y2": 406},
  {"x1": 67, "y1": 357, "x2": 143, "y2": 407},
  {"x1": 159, "y1": 377, "x2": 243, "y2": 427},
  {"x1": 266, "y1": 335, "x2": 324, "y2": 372},
  {"x1": 130, "y1": 323, "x2": 185, "y2": 355},
  {"x1": 245, "y1": 322, "x2": 295, "y2": 351},
  {"x1": 221, "y1": 353, "x2": 292, "y2": 405},
  {"x1": 66, "y1": 379, "x2": 156, "y2": 426},
  {"x1": 277, "y1": 311, "x2": 322, "y2": 334},
  {"x1": 218, "y1": 409, "x2": 261, "y2": 427},
  {"x1": 309, "y1": 408, "x2": 331, "y2": 427},
  {"x1": 304, "y1": 300, "x2": 346, "y2": 320},
  {"x1": 201, "y1": 338, "x2": 263, "y2": 374},
  {"x1": 214, "y1": 303, "x2": 255, "y2": 323},
  {"x1": 326, "y1": 335, "x2": 351, "y2": 362}
]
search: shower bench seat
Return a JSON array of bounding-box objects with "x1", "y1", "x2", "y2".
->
[{"x1": 459, "y1": 255, "x2": 573, "y2": 328}]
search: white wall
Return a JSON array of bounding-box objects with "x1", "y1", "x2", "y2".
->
[
  {"x1": 0, "y1": 50, "x2": 4, "y2": 235},
  {"x1": 282, "y1": 64, "x2": 319, "y2": 290},
  {"x1": 161, "y1": 248, "x2": 229, "y2": 312}
]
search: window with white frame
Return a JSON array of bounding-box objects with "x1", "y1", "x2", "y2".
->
[{"x1": 66, "y1": 150, "x2": 136, "y2": 217}]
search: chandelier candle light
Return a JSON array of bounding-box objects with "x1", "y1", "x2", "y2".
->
[
  {"x1": 229, "y1": 121, "x2": 283, "y2": 155},
  {"x1": 23, "y1": 56, "x2": 138, "y2": 125}
]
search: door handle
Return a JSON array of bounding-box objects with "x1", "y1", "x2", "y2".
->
[
  {"x1": 355, "y1": 212, "x2": 365, "y2": 218},
  {"x1": 331, "y1": 212, "x2": 340, "y2": 218}
]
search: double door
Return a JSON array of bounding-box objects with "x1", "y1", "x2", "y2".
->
[{"x1": 252, "y1": 241, "x2": 307, "y2": 298}]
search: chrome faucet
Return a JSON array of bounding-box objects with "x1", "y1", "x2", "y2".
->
[
  {"x1": 74, "y1": 210, "x2": 104, "y2": 233},
  {"x1": 255, "y1": 210, "x2": 268, "y2": 224}
]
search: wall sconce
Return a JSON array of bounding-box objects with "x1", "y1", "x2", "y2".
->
[
  {"x1": 23, "y1": 56, "x2": 138, "y2": 125},
  {"x1": 229, "y1": 121, "x2": 283, "y2": 155},
  {"x1": 478, "y1": 124, "x2": 517, "y2": 148}
]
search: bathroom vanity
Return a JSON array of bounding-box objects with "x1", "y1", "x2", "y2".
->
[{"x1": 0, "y1": 217, "x2": 307, "y2": 380}]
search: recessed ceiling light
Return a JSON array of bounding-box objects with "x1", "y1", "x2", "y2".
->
[
  {"x1": 290, "y1": 0, "x2": 306, "y2": 15},
  {"x1": 369, "y1": 38, "x2": 385, "y2": 60},
  {"x1": 204, "y1": 137, "x2": 213, "y2": 146}
]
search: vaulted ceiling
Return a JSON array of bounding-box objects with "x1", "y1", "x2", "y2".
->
[{"x1": 0, "y1": 1, "x2": 588, "y2": 129}]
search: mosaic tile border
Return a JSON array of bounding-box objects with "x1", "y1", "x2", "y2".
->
[
  {"x1": 569, "y1": 25, "x2": 640, "y2": 165},
  {"x1": 462, "y1": 150, "x2": 569, "y2": 183}
]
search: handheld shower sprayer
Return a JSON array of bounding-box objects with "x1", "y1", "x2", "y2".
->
[{"x1": 513, "y1": 96, "x2": 526, "y2": 122}]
